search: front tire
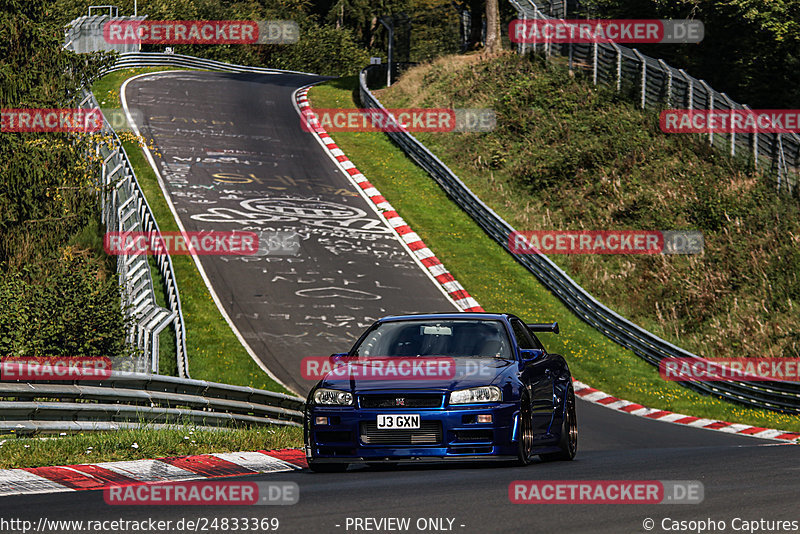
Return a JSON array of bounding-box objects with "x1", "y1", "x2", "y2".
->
[
  {"x1": 515, "y1": 392, "x2": 535, "y2": 466},
  {"x1": 540, "y1": 385, "x2": 577, "y2": 461},
  {"x1": 308, "y1": 461, "x2": 348, "y2": 473}
]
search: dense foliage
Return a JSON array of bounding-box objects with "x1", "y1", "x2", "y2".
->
[
  {"x1": 577, "y1": 0, "x2": 800, "y2": 108},
  {"x1": 0, "y1": 0, "x2": 128, "y2": 358},
  {"x1": 47, "y1": 0, "x2": 465, "y2": 74}
]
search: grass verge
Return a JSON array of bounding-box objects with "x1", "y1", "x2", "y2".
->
[
  {"x1": 308, "y1": 76, "x2": 800, "y2": 433},
  {"x1": 92, "y1": 68, "x2": 290, "y2": 393},
  {"x1": 0, "y1": 425, "x2": 303, "y2": 469}
]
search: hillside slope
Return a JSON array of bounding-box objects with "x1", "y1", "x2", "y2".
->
[{"x1": 377, "y1": 52, "x2": 800, "y2": 360}]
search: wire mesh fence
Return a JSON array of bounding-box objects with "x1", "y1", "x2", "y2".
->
[{"x1": 508, "y1": 0, "x2": 799, "y2": 194}]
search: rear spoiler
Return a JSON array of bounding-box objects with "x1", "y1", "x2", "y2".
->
[{"x1": 526, "y1": 322, "x2": 559, "y2": 334}]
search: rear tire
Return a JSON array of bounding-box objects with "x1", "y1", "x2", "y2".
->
[
  {"x1": 308, "y1": 461, "x2": 348, "y2": 473},
  {"x1": 515, "y1": 393, "x2": 535, "y2": 466},
  {"x1": 540, "y1": 385, "x2": 577, "y2": 462}
]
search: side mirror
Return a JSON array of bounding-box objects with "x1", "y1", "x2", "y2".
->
[
  {"x1": 329, "y1": 353, "x2": 350, "y2": 365},
  {"x1": 519, "y1": 349, "x2": 545, "y2": 364}
]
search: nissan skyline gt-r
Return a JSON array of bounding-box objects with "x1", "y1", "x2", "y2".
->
[{"x1": 303, "y1": 313, "x2": 577, "y2": 472}]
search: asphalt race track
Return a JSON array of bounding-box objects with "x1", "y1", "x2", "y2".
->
[
  {"x1": 121, "y1": 70, "x2": 456, "y2": 394},
  {"x1": 1, "y1": 72, "x2": 796, "y2": 533}
]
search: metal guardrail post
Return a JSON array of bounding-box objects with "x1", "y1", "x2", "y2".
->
[
  {"x1": 614, "y1": 44, "x2": 623, "y2": 92},
  {"x1": 658, "y1": 59, "x2": 672, "y2": 107},
  {"x1": 744, "y1": 104, "x2": 758, "y2": 168},
  {"x1": 697, "y1": 80, "x2": 714, "y2": 146},
  {"x1": 631, "y1": 48, "x2": 647, "y2": 109},
  {"x1": 512, "y1": 0, "x2": 527, "y2": 56},
  {"x1": 720, "y1": 93, "x2": 736, "y2": 157},
  {"x1": 777, "y1": 135, "x2": 787, "y2": 192},
  {"x1": 677, "y1": 69, "x2": 693, "y2": 110}
]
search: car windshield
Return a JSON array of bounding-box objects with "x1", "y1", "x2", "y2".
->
[{"x1": 352, "y1": 319, "x2": 512, "y2": 359}]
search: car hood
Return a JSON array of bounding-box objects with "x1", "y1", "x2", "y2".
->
[{"x1": 317, "y1": 357, "x2": 516, "y2": 393}]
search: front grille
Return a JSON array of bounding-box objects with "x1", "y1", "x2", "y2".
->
[
  {"x1": 360, "y1": 421, "x2": 442, "y2": 445},
  {"x1": 359, "y1": 394, "x2": 443, "y2": 409}
]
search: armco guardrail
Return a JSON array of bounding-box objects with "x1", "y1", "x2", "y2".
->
[
  {"x1": 1, "y1": 372, "x2": 303, "y2": 434},
  {"x1": 359, "y1": 64, "x2": 800, "y2": 414},
  {"x1": 78, "y1": 88, "x2": 185, "y2": 377},
  {"x1": 508, "y1": 0, "x2": 799, "y2": 193},
  {"x1": 100, "y1": 51, "x2": 314, "y2": 76}
]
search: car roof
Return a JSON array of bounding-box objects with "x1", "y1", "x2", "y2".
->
[{"x1": 377, "y1": 312, "x2": 514, "y2": 323}]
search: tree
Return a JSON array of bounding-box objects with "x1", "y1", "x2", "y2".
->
[{"x1": 484, "y1": 0, "x2": 501, "y2": 54}]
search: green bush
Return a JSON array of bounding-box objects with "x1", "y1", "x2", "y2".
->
[
  {"x1": 0, "y1": 255, "x2": 131, "y2": 358},
  {"x1": 268, "y1": 24, "x2": 371, "y2": 76}
]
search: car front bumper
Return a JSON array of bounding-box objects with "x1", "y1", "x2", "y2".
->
[{"x1": 306, "y1": 402, "x2": 520, "y2": 463}]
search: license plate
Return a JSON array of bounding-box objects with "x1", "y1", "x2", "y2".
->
[{"x1": 377, "y1": 414, "x2": 420, "y2": 429}]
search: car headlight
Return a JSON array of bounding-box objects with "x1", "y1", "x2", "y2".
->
[
  {"x1": 449, "y1": 386, "x2": 502, "y2": 404},
  {"x1": 313, "y1": 388, "x2": 353, "y2": 405}
]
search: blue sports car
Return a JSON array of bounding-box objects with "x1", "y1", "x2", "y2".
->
[{"x1": 303, "y1": 313, "x2": 577, "y2": 472}]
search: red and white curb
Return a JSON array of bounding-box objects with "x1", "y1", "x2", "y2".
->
[
  {"x1": 294, "y1": 86, "x2": 483, "y2": 313},
  {"x1": 0, "y1": 449, "x2": 306, "y2": 497},
  {"x1": 296, "y1": 84, "x2": 800, "y2": 447},
  {"x1": 573, "y1": 380, "x2": 800, "y2": 443}
]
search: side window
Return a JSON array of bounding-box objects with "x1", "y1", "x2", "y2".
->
[{"x1": 510, "y1": 319, "x2": 535, "y2": 350}]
